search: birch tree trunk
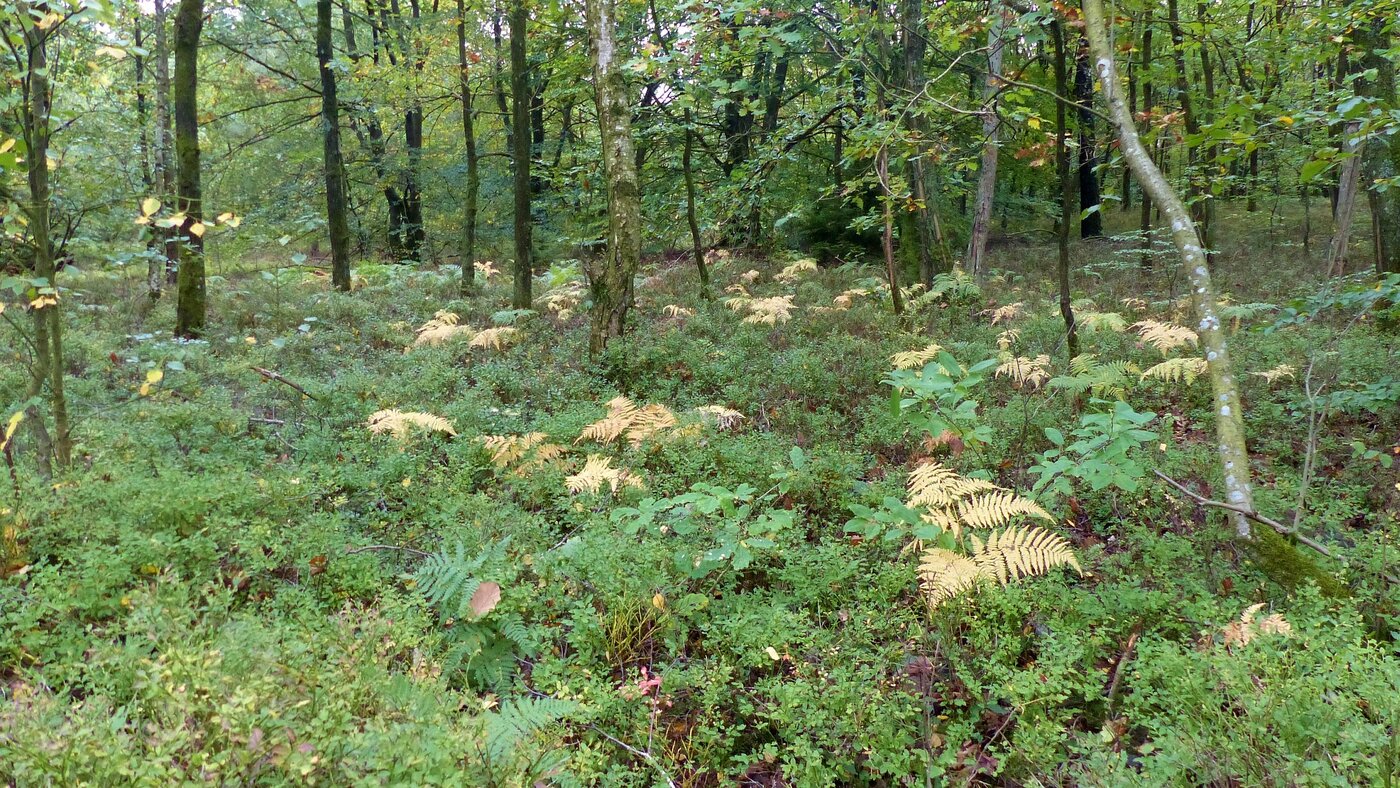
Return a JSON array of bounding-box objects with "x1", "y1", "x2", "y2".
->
[
  {"x1": 1082, "y1": 0, "x2": 1345, "y2": 596},
  {"x1": 317, "y1": 0, "x2": 352, "y2": 291},
  {"x1": 582, "y1": 0, "x2": 642, "y2": 354},
  {"x1": 965, "y1": 4, "x2": 1005, "y2": 275}
]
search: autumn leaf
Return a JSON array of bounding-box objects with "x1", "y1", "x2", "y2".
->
[{"x1": 468, "y1": 581, "x2": 501, "y2": 618}]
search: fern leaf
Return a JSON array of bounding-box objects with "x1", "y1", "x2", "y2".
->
[
  {"x1": 366, "y1": 409, "x2": 456, "y2": 440},
  {"x1": 1076, "y1": 311, "x2": 1128, "y2": 333},
  {"x1": 957, "y1": 490, "x2": 1054, "y2": 530},
  {"x1": 469, "y1": 326, "x2": 520, "y2": 351},
  {"x1": 995, "y1": 354, "x2": 1052, "y2": 390},
  {"x1": 918, "y1": 547, "x2": 989, "y2": 608},
  {"x1": 1251, "y1": 363, "x2": 1296, "y2": 384},
  {"x1": 906, "y1": 462, "x2": 998, "y2": 509},
  {"x1": 1141, "y1": 356, "x2": 1207, "y2": 385},
  {"x1": 981, "y1": 301, "x2": 1024, "y2": 325},
  {"x1": 566, "y1": 455, "x2": 642, "y2": 495},
  {"x1": 1130, "y1": 320, "x2": 1199, "y2": 356},
  {"x1": 413, "y1": 310, "x2": 475, "y2": 347},
  {"x1": 742, "y1": 296, "x2": 796, "y2": 325},
  {"x1": 696, "y1": 405, "x2": 746, "y2": 431},
  {"x1": 969, "y1": 526, "x2": 1083, "y2": 585},
  {"x1": 773, "y1": 258, "x2": 818, "y2": 283},
  {"x1": 891, "y1": 343, "x2": 944, "y2": 370}
]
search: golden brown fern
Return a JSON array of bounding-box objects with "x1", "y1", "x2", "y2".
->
[
  {"x1": 906, "y1": 462, "x2": 998, "y2": 509},
  {"x1": 1140, "y1": 357, "x2": 1207, "y2": 385},
  {"x1": 981, "y1": 301, "x2": 1024, "y2": 325},
  {"x1": 742, "y1": 296, "x2": 796, "y2": 325},
  {"x1": 1250, "y1": 364, "x2": 1296, "y2": 384},
  {"x1": 994, "y1": 354, "x2": 1052, "y2": 390},
  {"x1": 366, "y1": 409, "x2": 457, "y2": 440},
  {"x1": 956, "y1": 491, "x2": 1054, "y2": 531},
  {"x1": 696, "y1": 405, "x2": 746, "y2": 431},
  {"x1": 469, "y1": 326, "x2": 520, "y2": 351},
  {"x1": 890, "y1": 343, "x2": 944, "y2": 370},
  {"x1": 918, "y1": 548, "x2": 989, "y2": 609},
  {"x1": 1130, "y1": 320, "x2": 1199, "y2": 356},
  {"x1": 773, "y1": 258, "x2": 818, "y2": 283},
  {"x1": 968, "y1": 526, "x2": 1082, "y2": 584},
  {"x1": 565, "y1": 455, "x2": 643, "y2": 495},
  {"x1": 413, "y1": 310, "x2": 475, "y2": 347}
]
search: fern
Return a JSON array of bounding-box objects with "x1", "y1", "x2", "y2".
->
[
  {"x1": 907, "y1": 461, "x2": 998, "y2": 509},
  {"x1": 981, "y1": 301, "x2": 1024, "y2": 325},
  {"x1": 483, "y1": 697, "x2": 577, "y2": 763},
  {"x1": 918, "y1": 548, "x2": 988, "y2": 608},
  {"x1": 956, "y1": 490, "x2": 1054, "y2": 530},
  {"x1": 742, "y1": 295, "x2": 796, "y2": 325},
  {"x1": 366, "y1": 409, "x2": 456, "y2": 441},
  {"x1": 696, "y1": 405, "x2": 746, "y2": 431},
  {"x1": 469, "y1": 326, "x2": 519, "y2": 351},
  {"x1": 994, "y1": 354, "x2": 1052, "y2": 390},
  {"x1": 662, "y1": 304, "x2": 694, "y2": 318},
  {"x1": 1076, "y1": 311, "x2": 1128, "y2": 333},
  {"x1": 413, "y1": 310, "x2": 474, "y2": 347},
  {"x1": 891, "y1": 343, "x2": 944, "y2": 370},
  {"x1": 576, "y1": 397, "x2": 678, "y2": 447},
  {"x1": 1141, "y1": 356, "x2": 1208, "y2": 385},
  {"x1": 774, "y1": 258, "x2": 818, "y2": 283},
  {"x1": 566, "y1": 455, "x2": 643, "y2": 494},
  {"x1": 1048, "y1": 354, "x2": 1139, "y2": 399},
  {"x1": 1251, "y1": 363, "x2": 1297, "y2": 384},
  {"x1": 919, "y1": 526, "x2": 1082, "y2": 609},
  {"x1": 1131, "y1": 320, "x2": 1199, "y2": 356}
]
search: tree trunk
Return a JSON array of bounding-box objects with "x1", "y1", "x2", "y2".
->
[
  {"x1": 1327, "y1": 122, "x2": 1364, "y2": 277},
  {"x1": 20, "y1": 11, "x2": 71, "y2": 471},
  {"x1": 173, "y1": 0, "x2": 206, "y2": 339},
  {"x1": 1075, "y1": 39, "x2": 1103, "y2": 238},
  {"x1": 509, "y1": 0, "x2": 532, "y2": 308},
  {"x1": 457, "y1": 0, "x2": 480, "y2": 294},
  {"x1": 1083, "y1": 0, "x2": 1345, "y2": 597},
  {"x1": 683, "y1": 110, "x2": 710, "y2": 297},
  {"x1": 1139, "y1": 22, "x2": 1154, "y2": 270},
  {"x1": 1054, "y1": 21, "x2": 1078, "y2": 361},
  {"x1": 1354, "y1": 13, "x2": 1400, "y2": 273},
  {"x1": 965, "y1": 4, "x2": 1005, "y2": 275},
  {"x1": 317, "y1": 0, "x2": 352, "y2": 291},
  {"x1": 134, "y1": 16, "x2": 161, "y2": 300},
  {"x1": 1167, "y1": 0, "x2": 1207, "y2": 261},
  {"x1": 153, "y1": 0, "x2": 178, "y2": 286},
  {"x1": 583, "y1": 0, "x2": 643, "y2": 355},
  {"x1": 900, "y1": 0, "x2": 942, "y2": 285}
]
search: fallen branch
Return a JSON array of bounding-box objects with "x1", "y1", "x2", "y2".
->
[
  {"x1": 1104, "y1": 629, "x2": 1140, "y2": 715},
  {"x1": 248, "y1": 416, "x2": 286, "y2": 425},
  {"x1": 1153, "y1": 470, "x2": 1399, "y2": 586},
  {"x1": 251, "y1": 366, "x2": 318, "y2": 400}
]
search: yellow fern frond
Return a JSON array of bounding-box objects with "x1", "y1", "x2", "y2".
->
[
  {"x1": 1251, "y1": 364, "x2": 1296, "y2": 384},
  {"x1": 696, "y1": 405, "x2": 746, "y2": 431},
  {"x1": 738, "y1": 269, "x2": 761, "y2": 283},
  {"x1": 474, "y1": 260, "x2": 500, "y2": 279},
  {"x1": 831, "y1": 288, "x2": 870, "y2": 310},
  {"x1": 995, "y1": 354, "x2": 1052, "y2": 390},
  {"x1": 662, "y1": 304, "x2": 694, "y2": 318},
  {"x1": 1141, "y1": 357, "x2": 1208, "y2": 385},
  {"x1": 920, "y1": 507, "x2": 965, "y2": 538},
  {"x1": 891, "y1": 343, "x2": 944, "y2": 370},
  {"x1": 625, "y1": 404, "x2": 678, "y2": 446},
  {"x1": 918, "y1": 547, "x2": 989, "y2": 608},
  {"x1": 1120, "y1": 297, "x2": 1148, "y2": 311},
  {"x1": 413, "y1": 310, "x2": 475, "y2": 347},
  {"x1": 469, "y1": 326, "x2": 519, "y2": 351},
  {"x1": 1221, "y1": 603, "x2": 1293, "y2": 648},
  {"x1": 366, "y1": 409, "x2": 456, "y2": 441},
  {"x1": 742, "y1": 296, "x2": 795, "y2": 325},
  {"x1": 723, "y1": 295, "x2": 751, "y2": 312},
  {"x1": 774, "y1": 258, "x2": 818, "y2": 283},
  {"x1": 906, "y1": 462, "x2": 998, "y2": 509},
  {"x1": 1131, "y1": 320, "x2": 1199, "y2": 356},
  {"x1": 1076, "y1": 311, "x2": 1128, "y2": 333},
  {"x1": 957, "y1": 490, "x2": 1054, "y2": 530},
  {"x1": 566, "y1": 455, "x2": 643, "y2": 495},
  {"x1": 968, "y1": 526, "x2": 1083, "y2": 585},
  {"x1": 480, "y1": 432, "x2": 548, "y2": 467},
  {"x1": 981, "y1": 301, "x2": 1024, "y2": 325},
  {"x1": 996, "y1": 329, "x2": 1020, "y2": 351}
]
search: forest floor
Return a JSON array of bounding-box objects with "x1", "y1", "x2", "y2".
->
[{"x1": 2, "y1": 204, "x2": 1399, "y2": 785}]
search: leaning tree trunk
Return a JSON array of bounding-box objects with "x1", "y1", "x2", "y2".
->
[
  {"x1": 1082, "y1": 0, "x2": 1346, "y2": 597},
  {"x1": 508, "y1": 0, "x2": 532, "y2": 308},
  {"x1": 172, "y1": 0, "x2": 205, "y2": 338},
  {"x1": 457, "y1": 0, "x2": 480, "y2": 294},
  {"x1": 1327, "y1": 122, "x2": 1364, "y2": 277},
  {"x1": 965, "y1": 3, "x2": 1005, "y2": 275},
  {"x1": 583, "y1": 0, "x2": 643, "y2": 355},
  {"x1": 317, "y1": 0, "x2": 352, "y2": 291},
  {"x1": 683, "y1": 109, "x2": 710, "y2": 297}
]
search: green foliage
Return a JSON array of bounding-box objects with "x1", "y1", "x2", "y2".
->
[
  {"x1": 885, "y1": 350, "x2": 998, "y2": 449},
  {"x1": 1031, "y1": 399, "x2": 1159, "y2": 498}
]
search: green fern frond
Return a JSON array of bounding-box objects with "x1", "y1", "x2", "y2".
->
[{"x1": 1141, "y1": 356, "x2": 1208, "y2": 385}]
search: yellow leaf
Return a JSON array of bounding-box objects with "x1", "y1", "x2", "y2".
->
[
  {"x1": 1027, "y1": 116, "x2": 1041, "y2": 130},
  {"x1": 189, "y1": 221, "x2": 206, "y2": 238},
  {"x1": 95, "y1": 45, "x2": 128, "y2": 60},
  {"x1": 0, "y1": 138, "x2": 14, "y2": 154},
  {"x1": 1277, "y1": 116, "x2": 1294, "y2": 126},
  {"x1": 146, "y1": 369, "x2": 164, "y2": 385},
  {"x1": 765, "y1": 646, "x2": 780, "y2": 661},
  {"x1": 651, "y1": 593, "x2": 666, "y2": 611},
  {"x1": 141, "y1": 197, "x2": 161, "y2": 216},
  {"x1": 0, "y1": 410, "x2": 24, "y2": 452}
]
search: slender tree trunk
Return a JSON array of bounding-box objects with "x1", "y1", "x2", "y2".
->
[
  {"x1": 457, "y1": 0, "x2": 480, "y2": 294},
  {"x1": 317, "y1": 0, "x2": 352, "y2": 291},
  {"x1": 402, "y1": 0, "x2": 425, "y2": 261},
  {"x1": 135, "y1": 16, "x2": 161, "y2": 300},
  {"x1": 153, "y1": 0, "x2": 178, "y2": 286},
  {"x1": 20, "y1": 11, "x2": 71, "y2": 470},
  {"x1": 879, "y1": 146, "x2": 904, "y2": 316},
  {"x1": 1167, "y1": 0, "x2": 1207, "y2": 260},
  {"x1": 900, "y1": 0, "x2": 941, "y2": 285},
  {"x1": 966, "y1": 3, "x2": 1005, "y2": 275},
  {"x1": 1123, "y1": 15, "x2": 1136, "y2": 212},
  {"x1": 583, "y1": 0, "x2": 643, "y2": 355},
  {"x1": 509, "y1": 0, "x2": 532, "y2": 308},
  {"x1": 1075, "y1": 39, "x2": 1103, "y2": 238},
  {"x1": 1354, "y1": 13, "x2": 1400, "y2": 273},
  {"x1": 1196, "y1": 2, "x2": 1217, "y2": 257},
  {"x1": 1084, "y1": 0, "x2": 1345, "y2": 597},
  {"x1": 1139, "y1": 22, "x2": 1154, "y2": 270},
  {"x1": 1054, "y1": 21, "x2": 1078, "y2": 361},
  {"x1": 1328, "y1": 122, "x2": 1364, "y2": 276},
  {"x1": 173, "y1": 0, "x2": 205, "y2": 339},
  {"x1": 683, "y1": 109, "x2": 710, "y2": 297}
]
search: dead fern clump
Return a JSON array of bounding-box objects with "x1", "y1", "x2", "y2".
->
[
  {"x1": 1131, "y1": 319, "x2": 1199, "y2": 356},
  {"x1": 469, "y1": 326, "x2": 520, "y2": 351},
  {"x1": 1251, "y1": 364, "x2": 1296, "y2": 385},
  {"x1": 1215, "y1": 603, "x2": 1293, "y2": 649},
  {"x1": 696, "y1": 405, "x2": 746, "y2": 432},
  {"x1": 480, "y1": 432, "x2": 568, "y2": 476},
  {"x1": 902, "y1": 461, "x2": 1080, "y2": 609},
  {"x1": 773, "y1": 258, "x2": 818, "y2": 283},
  {"x1": 413, "y1": 310, "x2": 475, "y2": 348},
  {"x1": 742, "y1": 295, "x2": 796, "y2": 325},
  {"x1": 995, "y1": 354, "x2": 1052, "y2": 390},
  {"x1": 366, "y1": 409, "x2": 457, "y2": 441},
  {"x1": 890, "y1": 343, "x2": 944, "y2": 370},
  {"x1": 1141, "y1": 356, "x2": 1208, "y2": 385},
  {"x1": 577, "y1": 397, "x2": 679, "y2": 447},
  {"x1": 981, "y1": 301, "x2": 1024, "y2": 325},
  {"x1": 566, "y1": 455, "x2": 643, "y2": 495}
]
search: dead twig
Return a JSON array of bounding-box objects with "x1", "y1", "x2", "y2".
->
[
  {"x1": 251, "y1": 366, "x2": 318, "y2": 400},
  {"x1": 345, "y1": 544, "x2": 432, "y2": 558},
  {"x1": 1104, "y1": 629, "x2": 1140, "y2": 715},
  {"x1": 1153, "y1": 470, "x2": 1399, "y2": 586}
]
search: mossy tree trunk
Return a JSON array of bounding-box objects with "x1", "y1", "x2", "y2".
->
[
  {"x1": 965, "y1": 3, "x2": 1004, "y2": 275},
  {"x1": 317, "y1": 0, "x2": 352, "y2": 292},
  {"x1": 584, "y1": 0, "x2": 642, "y2": 355},
  {"x1": 1353, "y1": 12, "x2": 1400, "y2": 273},
  {"x1": 457, "y1": 0, "x2": 480, "y2": 295},
  {"x1": 1082, "y1": 0, "x2": 1346, "y2": 597},
  {"x1": 153, "y1": 0, "x2": 178, "y2": 286},
  {"x1": 509, "y1": 0, "x2": 532, "y2": 309},
  {"x1": 172, "y1": 0, "x2": 206, "y2": 338}
]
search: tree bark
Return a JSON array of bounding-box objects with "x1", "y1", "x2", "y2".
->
[
  {"x1": 1354, "y1": 13, "x2": 1400, "y2": 273},
  {"x1": 509, "y1": 0, "x2": 532, "y2": 308},
  {"x1": 1327, "y1": 122, "x2": 1364, "y2": 277},
  {"x1": 134, "y1": 15, "x2": 161, "y2": 300},
  {"x1": 457, "y1": 0, "x2": 480, "y2": 294},
  {"x1": 1139, "y1": 21, "x2": 1154, "y2": 270},
  {"x1": 583, "y1": 0, "x2": 643, "y2": 355},
  {"x1": 173, "y1": 0, "x2": 206, "y2": 339},
  {"x1": 683, "y1": 109, "x2": 710, "y2": 297},
  {"x1": 1054, "y1": 21, "x2": 1078, "y2": 361},
  {"x1": 317, "y1": 0, "x2": 352, "y2": 291},
  {"x1": 965, "y1": 4, "x2": 1005, "y2": 275},
  {"x1": 1074, "y1": 38, "x2": 1103, "y2": 238},
  {"x1": 153, "y1": 0, "x2": 178, "y2": 286},
  {"x1": 1083, "y1": 0, "x2": 1345, "y2": 597}
]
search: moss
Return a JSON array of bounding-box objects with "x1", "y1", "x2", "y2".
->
[{"x1": 1245, "y1": 526, "x2": 1350, "y2": 599}]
